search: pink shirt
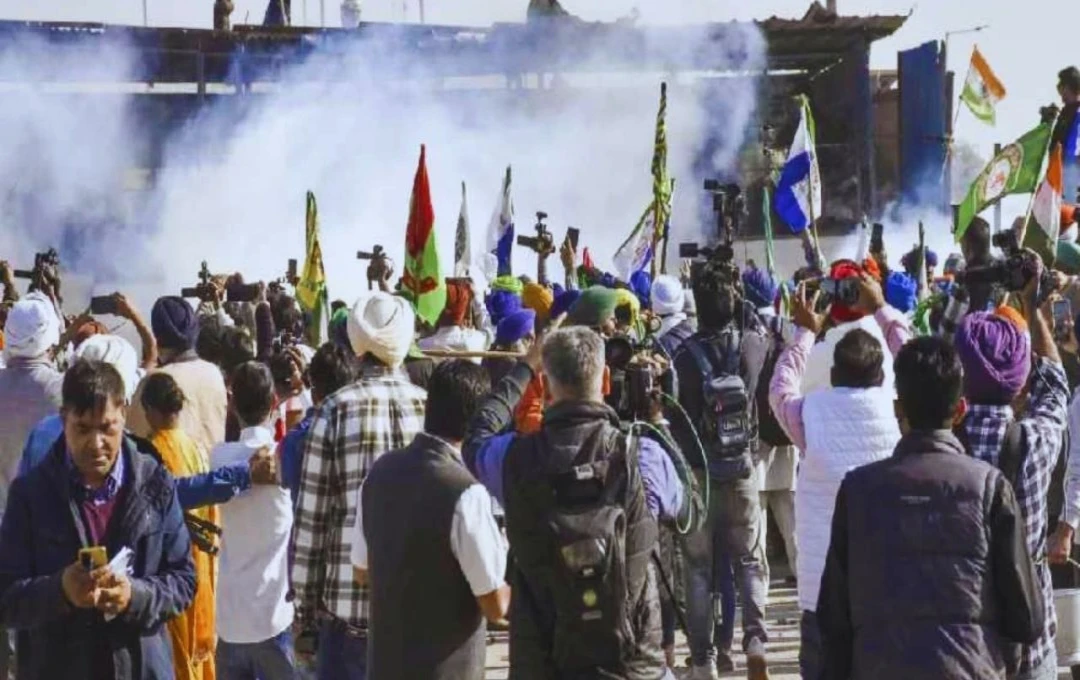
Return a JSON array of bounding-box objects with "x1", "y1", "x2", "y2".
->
[{"x1": 769, "y1": 307, "x2": 913, "y2": 451}]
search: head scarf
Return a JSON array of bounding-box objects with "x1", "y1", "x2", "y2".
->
[
  {"x1": 550, "y1": 289, "x2": 582, "y2": 321},
  {"x1": 884, "y1": 271, "x2": 918, "y2": 313},
  {"x1": 861, "y1": 256, "x2": 882, "y2": 283},
  {"x1": 151, "y1": 296, "x2": 199, "y2": 352},
  {"x1": 486, "y1": 290, "x2": 522, "y2": 326},
  {"x1": 566, "y1": 286, "x2": 620, "y2": 328},
  {"x1": 439, "y1": 280, "x2": 472, "y2": 327},
  {"x1": 329, "y1": 306, "x2": 351, "y2": 350},
  {"x1": 347, "y1": 292, "x2": 416, "y2": 368},
  {"x1": 74, "y1": 334, "x2": 141, "y2": 402},
  {"x1": 521, "y1": 283, "x2": 554, "y2": 327},
  {"x1": 741, "y1": 267, "x2": 778, "y2": 310},
  {"x1": 651, "y1": 275, "x2": 684, "y2": 316},
  {"x1": 3, "y1": 292, "x2": 61, "y2": 360},
  {"x1": 955, "y1": 311, "x2": 1031, "y2": 405},
  {"x1": 828, "y1": 260, "x2": 865, "y2": 324},
  {"x1": 495, "y1": 309, "x2": 537, "y2": 347}
]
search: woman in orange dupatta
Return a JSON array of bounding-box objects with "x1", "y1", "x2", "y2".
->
[{"x1": 140, "y1": 373, "x2": 219, "y2": 680}]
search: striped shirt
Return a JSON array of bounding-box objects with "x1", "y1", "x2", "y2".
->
[
  {"x1": 964, "y1": 358, "x2": 1070, "y2": 675},
  {"x1": 290, "y1": 363, "x2": 426, "y2": 631}
]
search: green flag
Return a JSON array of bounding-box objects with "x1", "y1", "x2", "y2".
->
[
  {"x1": 402, "y1": 145, "x2": 446, "y2": 326},
  {"x1": 955, "y1": 123, "x2": 1052, "y2": 241},
  {"x1": 296, "y1": 191, "x2": 329, "y2": 345}
]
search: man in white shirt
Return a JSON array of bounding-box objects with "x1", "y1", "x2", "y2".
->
[
  {"x1": 211, "y1": 361, "x2": 296, "y2": 680},
  {"x1": 351, "y1": 360, "x2": 508, "y2": 680}
]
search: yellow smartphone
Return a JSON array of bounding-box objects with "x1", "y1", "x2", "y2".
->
[{"x1": 78, "y1": 546, "x2": 107, "y2": 570}]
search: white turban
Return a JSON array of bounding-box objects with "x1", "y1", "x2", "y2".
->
[
  {"x1": 3, "y1": 292, "x2": 61, "y2": 361},
  {"x1": 347, "y1": 293, "x2": 416, "y2": 368},
  {"x1": 74, "y1": 334, "x2": 141, "y2": 402},
  {"x1": 651, "y1": 275, "x2": 685, "y2": 317}
]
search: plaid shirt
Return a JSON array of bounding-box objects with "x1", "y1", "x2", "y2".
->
[
  {"x1": 290, "y1": 363, "x2": 426, "y2": 631},
  {"x1": 964, "y1": 357, "x2": 1069, "y2": 675}
]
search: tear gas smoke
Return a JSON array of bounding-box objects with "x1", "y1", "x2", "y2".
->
[{"x1": 0, "y1": 4, "x2": 767, "y2": 312}]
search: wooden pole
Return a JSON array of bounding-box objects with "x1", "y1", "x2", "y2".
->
[
  {"x1": 421, "y1": 349, "x2": 524, "y2": 360},
  {"x1": 992, "y1": 142, "x2": 1003, "y2": 233}
]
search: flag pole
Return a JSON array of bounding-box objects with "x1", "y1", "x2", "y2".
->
[
  {"x1": 940, "y1": 49, "x2": 974, "y2": 183},
  {"x1": 659, "y1": 178, "x2": 675, "y2": 275},
  {"x1": 1019, "y1": 124, "x2": 1059, "y2": 246}
]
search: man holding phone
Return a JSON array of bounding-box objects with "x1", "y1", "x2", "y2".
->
[{"x1": 0, "y1": 359, "x2": 196, "y2": 680}]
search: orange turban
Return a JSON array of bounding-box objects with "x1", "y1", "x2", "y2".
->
[{"x1": 521, "y1": 283, "x2": 554, "y2": 326}]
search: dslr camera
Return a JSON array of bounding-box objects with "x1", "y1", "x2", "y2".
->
[
  {"x1": 517, "y1": 212, "x2": 555, "y2": 256},
  {"x1": 956, "y1": 228, "x2": 1055, "y2": 301}
]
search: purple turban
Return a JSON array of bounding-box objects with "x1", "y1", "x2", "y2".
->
[
  {"x1": 550, "y1": 289, "x2": 581, "y2": 321},
  {"x1": 495, "y1": 309, "x2": 536, "y2": 347},
  {"x1": 151, "y1": 296, "x2": 199, "y2": 352},
  {"x1": 486, "y1": 290, "x2": 522, "y2": 326},
  {"x1": 955, "y1": 311, "x2": 1031, "y2": 405},
  {"x1": 742, "y1": 267, "x2": 778, "y2": 309}
]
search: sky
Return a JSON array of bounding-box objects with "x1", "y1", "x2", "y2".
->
[{"x1": 0, "y1": 0, "x2": 1065, "y2": 159}]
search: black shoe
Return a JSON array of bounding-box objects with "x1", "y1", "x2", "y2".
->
[{"x1": 715, "y1": 651, "x2": 735, "y2": 673}]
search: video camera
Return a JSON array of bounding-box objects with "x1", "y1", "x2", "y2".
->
[
  {"x1": 679, "y1": 181, "x2": 745, "y2": 268},
  {"x1": 181, "y1": 261, "x2": 216, "y2": 302},
  {"x1": 181, "y1": 262, "x2": 261, "y2": 303},
  {"x1": 269, "y1": 258, "x2": 299, "y2": 295},
  {"x1": 517, "y1": 212, "x2": 555, "y2": 256},
  {"x1": 605, "y1": 315, "x2": 666, "y2": 421},
  {"x1": 956, "y1": 228, "x2": 1056, "y2": 302},
  {"x1": 12, "y1": 248, "x2": 60, "y2": 281}
]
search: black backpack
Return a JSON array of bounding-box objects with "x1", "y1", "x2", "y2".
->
[
  {"x1": 543, "y1": 430, "x2": 656, "y2": 672},
  {"x1": 683, "y1": 331, "x2": 753, "y2": 464},
  {"x1": 756, "y1": 317, "x2": 793, "y2": 448}
]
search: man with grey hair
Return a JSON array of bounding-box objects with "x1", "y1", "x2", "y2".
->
[{"x1": 465, "y1": 324, "x2": 687, "y2": 679}]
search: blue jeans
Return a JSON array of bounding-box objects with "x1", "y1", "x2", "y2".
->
[
  {"x1": 712, "y1": 549, "x2": 736, "y2": 654},
  {"x1": 799, "y1": 610, "x2": 821, "y2": 680},
  {"x1": 0, "y1": 629, "x2": 9, "y2": 679},
  {"x1": 217, "y1": 629, "x2": 297, "y2": 680},
  {"x1": 681, "y1": 472, "x2": 768, "y2": 666},
  {"x1": 317, "y1": 619, "x2": 368, "y2": 680}
]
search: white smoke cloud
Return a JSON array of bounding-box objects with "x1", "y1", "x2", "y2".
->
[{"x1": 0, "y1": 7, "x2": 767, "y2": 311}]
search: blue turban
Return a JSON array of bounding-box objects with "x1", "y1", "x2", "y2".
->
[
  {"x1": 884, "y1": 271, "x2": 918, "y2": 313},
  {"x1": 629, "y1": 271, "x2": 652, "y2": 309},
  {"x1": 741, "y1": 267, "x2": 778, "y2": 309},
  {"x1": 551, "y1": 289, "x2": 581, "y2": 320},
  {"x1": 495, "y1": 309, "x2": 536, "y2": 347},
  {"x1": 151, "y1": 296, "x2": 199, "y2": 352},
  {"x1": 486, "y1": 290, "x2": 522, "y2": 326}
]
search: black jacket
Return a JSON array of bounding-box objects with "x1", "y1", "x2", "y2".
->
[
  {"x1": 363, "y1": 433, "x2": 487, "y2": 680},
  {"x1": 0, "y1": 437, "x2": 197, "y2": 680},
  {"x1": 817, "y1": 430, "x2": 1044, "y2": 680}
]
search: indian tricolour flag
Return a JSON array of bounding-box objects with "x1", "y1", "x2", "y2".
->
[
  {"x1": 960, "y1": 47, "x2": 1006, "y2": 126},
  {"x1": 1024, "y1": 144, "x2": 1063, "y2": 265}
]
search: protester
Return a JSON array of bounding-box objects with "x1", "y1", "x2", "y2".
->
[
  {"x1": 0, "y1": 359, "x2": 196, "y2": 680},
  {"x1": 292, "y1": 292, "x2": 426, "y2": 680},
  {"x1": 954, "y1": 275, "x2": 1070, "y2": 680},
  {"x1": 1053, "y1": 66, "x2": 1080, "y2": 204},
  {"x1": 268, "y1": 347, "x2": 312, "y2": 438},
  {"x1": 565, "y1": 285, "x2": 621, "y2": 336},
  {"x1": 128, "y1": 296, "x2": 229, "y2": 456},
  {"x1": 0, "y1": 292, "x2": 63, "y2": 513},
  {"x1": 669, "y1": 259, "x2": 770, "y2": 680},
  {"x1": 652, "y1": 274, "x2": 694, "y2": 358},
  {"x1": 817, "y1": 336, "x2": 1046, "y2": 679},
  {"x1": 768, "y1": 273, "x2": 908, "y2": 679},
  {"x1": 521, "y1": 281, "x2": 554, "y2": 330},
  {"x1": 352, "y1": 360, "x2": 508, "y2": 680},
  {"x1": 211, "y1": 362, "x2": 296, "y2": 680},
  {"x1": 483, "y1": 307, "x2": 536, "y2": 387},
  {"x1": 418, "y1": 280, "x2": 488, "y2": 357},
  {"x1": 141, "y1": 372, "x2": 219, "y2": 680},
  {"x1": 959, "y1": 217, "x2": 999, "y2": 314},
  {"x1": 465, "y1": 325, "x2": 684, "y2": 679}
]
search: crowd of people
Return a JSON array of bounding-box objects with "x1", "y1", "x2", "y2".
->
[{"x1": 0, "y1": 69, "x2": 1080, "y2": 680}]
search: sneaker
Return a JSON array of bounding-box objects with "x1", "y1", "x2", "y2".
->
[
  {"x1": 715, "y1": 651, "x2": 736, "y2": 673},
  {"x1": 687, "y1": 663, "x2": 721, "y2": 680}
]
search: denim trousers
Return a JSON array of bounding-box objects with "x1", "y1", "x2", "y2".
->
[
  {"x1": 681, "y1": 471, "x2": 768, "y2": 665},
  {"x1": 217, "y1": 629, "x2": 297, "y2": 680},
  {"x1": 799, "y1": 610, "x2": 821, "y2": 680},
  {"x1": 317, "y1": 619, "x2": 368, "y2": 680}
]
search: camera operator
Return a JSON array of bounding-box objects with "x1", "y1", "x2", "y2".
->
[
  {"x1": 668, "y1": 257, "x2": 771, "y2": 680},
  {"x1": 960, "y1": 217, "x2": 1001, "y2": 313},
  {"x1": 651, "y1": 274, "x2": 694, "y2": 358}
]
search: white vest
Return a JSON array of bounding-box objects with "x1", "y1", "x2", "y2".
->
[
  {"x1": 796, "y1": 386, "x2": 900, "y2": 612},
  {"x1": 801, "y1": 316, "x2": 895, "y2": 398}
]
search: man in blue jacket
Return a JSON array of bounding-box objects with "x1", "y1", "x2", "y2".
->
[{"x1": 0, "y1": 359, "x2": 196, "y2": 679}]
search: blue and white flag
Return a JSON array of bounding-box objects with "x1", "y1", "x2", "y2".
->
[
  {"x1": 486, "y1": 165, "x2": 515, "y2": 277},
  {"x1": 775, "y1": 100, "x2": 821, "y2": 234},
  {"x1": 1065, "y1": 115, "x2": 1080, "y2": 160},
  {"x1": 612, "y1": 203, "x2": 656, "y2": 282}
]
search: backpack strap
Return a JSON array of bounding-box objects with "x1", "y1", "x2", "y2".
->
[
  {"x1": 683, "y1": 337, "x2": 716, "y2": 386},
  {"x1": 998, "y1": 420, "x2": 1026, "y2": 490}
]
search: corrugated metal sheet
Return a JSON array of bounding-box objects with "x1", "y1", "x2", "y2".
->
[{"x1": 898, "y1": 40, "x2": 948, "y2": 207}]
